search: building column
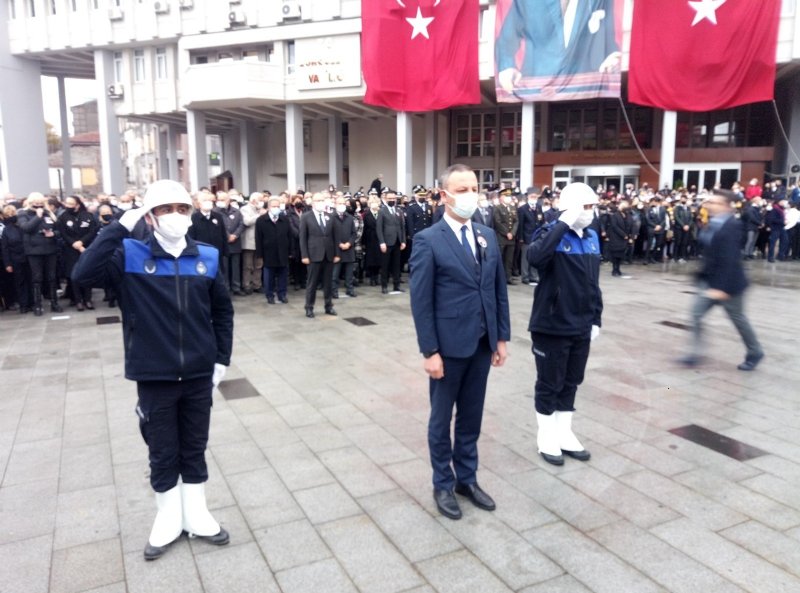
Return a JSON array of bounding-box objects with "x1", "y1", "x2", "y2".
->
[
  {"x1": 659, "y1": 110, "x2": 677, "y2": 191},
  {"x1": 396, "y1": 112, "x2": 412, "y2": 195},
  {"x1": 286, "y1": 104, "x2": 304, "y2": 191},
  {"x1": 328, "y1": 115, "x2": 343, "y2": 189},
  {"x1": 187, "y1": 109, "x2": 208, "y2": 192},
  {"x1": 239, "y1": 120, "x2": 257, "y2": 195},
  {"x1": 538, "y1": 103, "x2": 550, "y2": 153},
  {"x1": 158, "y1": 126, "x2": 169, "y2": 180},
  {"x1": 56, "y1": 76, "x2": 73, "y2": 195},
  {"x1": 166, "y1": 124, "x2": 179, "y2": 180},
  {"x1": 425, "y1": 112, "x2": 438, "y2": 187},
  {"x1": 520, "y1": 102, "x2": 535, "y2": 190},
  {"x1": 94, "y1": 50, "x2": 124, "y2": 194}
]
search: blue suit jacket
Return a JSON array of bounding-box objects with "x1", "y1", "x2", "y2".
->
[{"x1": 409, "y1": 219, "x2": 511, "y2": 358}]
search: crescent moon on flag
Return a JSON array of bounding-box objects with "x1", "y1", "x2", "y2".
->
[{"x1": 396, "y1": 0, "x2": 406, "y2": 6}]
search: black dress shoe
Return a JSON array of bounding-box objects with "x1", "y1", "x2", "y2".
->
[
  {"x1": 454, "y1": 482, "x2": 496, "y2": 511},
  {"x1": 279, "y1": 297, "x2": 289, "y2": 304},
  {"x1": 677, "y1": 355, "x2": 701, "y2": 368},
  {"x1": 346, "y1": 291, "x2": 357, "y2": 297},
  {"x1": 433, "y1": 488, "x2": 462, "y2": 520},
  {"x1": 381, "y1": 287, "x2": 388, "y2": 294},
  {"x1": 325, "y1": 307, "x2": 337, "y2": 316},
  {"x1": 267, "y1": 297, "x2": 275, "y2": 304},
  {"x1": 144, "y1": 541, "x2": 175, "y2": 561},
  {"x1": 562, "y1": 449, "x2": 591, "y2": 461},
  {"x1": 305, "y1": 307, "x2": 315, "y2": 318},
  {"x1": 393, "y1": 286, "x2": 405, "y2": 293},
  {"x1": 85, "y1": 301, "x2": 94, "y2": 310},
  {"x1": 737, "y1": 351, "x2": 764, "y2": 371},
  {"x1": 540, "y1": 451, "x2": 565, "y2": 466}
]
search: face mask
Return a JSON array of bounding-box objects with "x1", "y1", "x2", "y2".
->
[
  {"x1": 386, "y1": 200, "x2": 396, "y2": 207},
  {"x1": 215, "y1": 201, "x2": 226, "y2": 209},
  {"x1": 200, "y1": 201, "x2": 213, "y2": 213},
  {"x1": 118, "y1": 202, "x2": 132, "y2": 211},
  {"x1": 269, "y1": 207, "x2": 281, "y2": 217},
  {"x1": 444, "y1": 190, "x2": 479, "y2": 219},
  {"x1": 336, "y1": 204, "x2": 347, "y2": 214},
  {"x1": 279, "y1": 203, "x2": 286, "y2": 211},
  {"x1": 109, "y1": 198, "x2": 118, "y2": 206},
  {"x1": 5, "y1": 215, "x2": 17, "y2": 224},
  {"x1": 542, "y1": 206, "x2": 551, "y2": 213},
  {"x1": 528, "y1": 200, "x2": 537, "y2": 207},
  {"x1": 100, "y1": 214, "x2": 113, "y2": 223},
  {"x1": 313, "y1": 202, "x2": 326, "y2": 213},
  {"x1": 503, "y1": 197, "x2": 513, "y2": 205},
  {"x1": 324, "y1": 199, "x2": 333, "y2": 209},
  {"x1": 154, "y1": 212, "x2": 192, "y2": 242},
  {"x1": 572, "y1": 209, "x2": 594, "y2": 231}
]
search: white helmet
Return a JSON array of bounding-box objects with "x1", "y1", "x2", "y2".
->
[
  {"x1": 142, "y1": 180, "x2": 193, "y2": 214},
  {"x1": 559, "y1": 182, "x2": 599, "y2": 211}
]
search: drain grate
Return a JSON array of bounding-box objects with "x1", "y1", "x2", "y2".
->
[
  {"x1": 96, "y1": 316, "x2": 121, "y2": 325},
  {"x1": 659, "y1": 320, "x2": 691, "y2": 331},
  {"x1": 669, "y1": 424, "x2": 768, "y2": 461},
  {"x1": 344, "y1": 317, "x2": 377, "y2": 327},
  {"x1": 218, "y1": 377, "x2": 260, "y2": 400}
]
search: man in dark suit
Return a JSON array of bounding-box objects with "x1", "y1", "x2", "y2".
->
[
  {"x1": 517, "y1": 186, "x2": 542, "y2": 285},
  {"x1": 255, "y1": 197, "x2": 290, "y2": 304},
  {"x1": 299, "y1": 193, "x2": 338, "y2": 318},
  {"x1": 409, "y1": 164, "x2": 510, "y2": 521},
  {"x1": 680, "y1": 190, "x2": 764, "y2": 371},
  {"x1": 189, "y1": 192, "x2": 229, "y2": 270},
  {"x1": 471, "y1": 193, "x2": 494, "y2": 230},
  {"x1": 645, "y1": 196, "x2": 668, "y2": 263},
  {"x1": 377, "y1": 190, "x2": 406, "y2": 294},
  {"x1": 331, "y1": 195, "x2": 357, "y2": 298}
]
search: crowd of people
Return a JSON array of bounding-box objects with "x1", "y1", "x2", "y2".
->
[{"x1": 1, "y1": 175, "x2": 798, "y2": 316}]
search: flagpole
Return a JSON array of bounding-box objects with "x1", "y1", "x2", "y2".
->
[
  {"x1": 659, "y1": 110, "x2": 677, "y2": 191},
  {"x1": 397, "y1": 111, "x2": 412, "y2": 195},
  {"x1": 520, "y1": 102, "x2": 535, "y2": 190}
]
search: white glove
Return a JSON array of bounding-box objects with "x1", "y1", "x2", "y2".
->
[
  {"x1": 119, "y1": 207, "x2": 149, "y2": 232},
  {"x1": 590, "y1": 325, "x2": 600, "y2": 341},
  {"x1": 559, "y1": 207, "x2": 581, "y2": 228},
  {"x1": 212, "y1": 363, "x2": 227, "y2": 389}
]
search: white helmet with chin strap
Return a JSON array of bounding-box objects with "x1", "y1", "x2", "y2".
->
[
  {"x1": 559, "y1": 182, "x2": 599, "y2": 212},
  {"x1": 142, "y1": 180, "x2": 193, "y2": 215}
]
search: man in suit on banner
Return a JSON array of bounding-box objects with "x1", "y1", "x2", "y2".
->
[{"x1": 409, "y1": 164, "x2": 511, "y2": 521}]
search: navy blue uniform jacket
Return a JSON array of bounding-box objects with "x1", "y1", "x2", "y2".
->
[
  {"x1": 697, "y1": 215, "x2": 748, "y2": 296},
  {"x1": 409, "y1": 219, "x2": 511, "y2": 358},
  {"x1": 72, "y1": 221, "x2": 234, "y2": 382},
  {"x1": 527, "y1": 221, "x2": 603, "y2": 336}
]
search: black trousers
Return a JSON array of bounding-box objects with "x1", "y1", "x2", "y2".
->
[
  {"x1": 673, "y1": 228, "x2": 690, "y2": 260},
  {"x1": 380, "y1": 242, "x2": 402, "y2": 289},
  {"x1": 28, "y1": 253, "x2": 59, "y2": 299},
  {"x1": 500, "y1": 242, "x2": 514, "y2": 280},
  {"x1": 12, "y1": 263, "x2": 31, "y2": 309},
  {"x1": 136, "y1": 377, "x2": 212, "y2": 492},
  {"x1": 305, "y1": 258, "x2": 333, "y2": 309},
  {"x1": 531, "y1": 332, "x2": 591, "y2": 415}
]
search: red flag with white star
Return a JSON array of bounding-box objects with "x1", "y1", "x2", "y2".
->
[
  {"x1": 628, "y1": 0, "x2": 780, "y2": 111},
  {"x1": 361, "y1": 0, "x2": 480, "y2": 111}
]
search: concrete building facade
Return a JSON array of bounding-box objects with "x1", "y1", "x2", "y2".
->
[{"x1": 2, "y1": 0, "x2": 800, "y2": 197}]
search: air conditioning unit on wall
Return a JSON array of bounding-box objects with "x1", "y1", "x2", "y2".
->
[
  {"x1": 154, "y1": 1, "x2": 170, "y2": 15},
  {"x1": 282, "y1": 1, "x2": 302, "y2": 21},
  {"x1": 229, "y1": 9, "x2": 246, "y2": 26},
  {"x1": 108, "y1": 7, "x2": 124, "y2": 21},
  {"x1": 178, "y1": 0, "x2": 194, "y2": 9},
  {"x1": 107, "y1": 83, "x2": 124, "y2": 99}
]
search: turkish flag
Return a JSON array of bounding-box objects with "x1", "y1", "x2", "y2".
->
[
  {"x1": 628, "y1": 0, "x2": 780, "y2": 112},
  {"x1": 362, "y1": 0, "x2": 480, "y2": 112}
]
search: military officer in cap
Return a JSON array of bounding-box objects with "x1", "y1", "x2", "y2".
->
[
  {"x1": 406, "y1": 184, "x2": 433, "y2": 262},
  {"x1": 493, "y1": 187, "x2": 519, "y2": 284},
  {"x1": 72, "y1": 180, "x2": 234, "y2": 560}
]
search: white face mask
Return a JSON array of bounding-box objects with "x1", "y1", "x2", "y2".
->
[
  {"x1": 572, "y1": 209, "x2": 594, "y2": 231},
  {"x1": 336, "y1": 204, "x2": 347, "y2": 214},
  {"x1": 279, "y1": 203, "x2": 286, "y2": 211},
  {"x1": 118, "y1": 202, "x2": 132, "y2": 211},
  {"x1": 313, "y1": 202, "x2": 326, "y2": 213},
  {"x1": 154, "y1": 212, "x2": 192, "y2": 242},
  {"x1": 200, "y1": 201, "x2": 213, "y2": 213},
  {"x1": 542, "y1": 206, "x2": 551, "y2": 213},
  {"x1": 444, "y1": 190, "x2": 479, "y2": 219},
  {"x1": 478, "y1": 200, "x2": 489, "y2": 208},
  {"x1": 215, "y1": 201, "x2": 226, "y2": 209},
  {"x1": 269, "y1": 207, "x2": 281, "y2": 217}
]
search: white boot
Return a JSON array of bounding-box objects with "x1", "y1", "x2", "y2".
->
[
  {"x1": 554, "y1": 411, "x2": 591, "y2": 461},
  {"x1": 145, "y1": 485, "x2": 183, "y2": 560},
  {"x1": 536, "y1": 412, "x2": 564, "y2": 465},
  {"x1": 181, "y1": 482, "x2": 228, "y2": 545}
]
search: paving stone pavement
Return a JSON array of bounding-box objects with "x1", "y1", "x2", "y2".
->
[{"x1": 1, "y1": 259, "x2": 799, "y2": 593}]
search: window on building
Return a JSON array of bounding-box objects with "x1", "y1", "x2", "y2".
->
[
  {"x1": 286, "y1": 41, "x2": 296, "y2": 74},
  {"x1": 191, "y1": 53, "x2": 209, "y2": 65},
  {"x1": 677, "y1": 103, "x2": 772, "y2": 149},
  {"x1": 9, "y1": 0, "x2": 17, "y2": 19},
  {"x1": 155, "y1": 48, "x2": 168, "y2": 80},
  {"x1": 455, "y1": 113, "x2": 501, "y2": 158},
  {"x1": 49, "y1": 0, "x2": 56, "y2": 14},
  {"x1": 551, "y1": 101, "x2": 652, "y2": 152},
  {"x1": 134, "y1": 49, "x2": 146, "y2": 82},
  {"x1": 242, "y1": 49, "x2": 260, "y2": 62},
  {"x1": 28, "y1": 0, "x2": 36, "y2": 18},
  {"x1": 113, "y1": 51, "x2": 123, "y2": 82}
]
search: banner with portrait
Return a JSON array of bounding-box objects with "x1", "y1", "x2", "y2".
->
[{"x1": 494, "y1": 0, "x2": 623, "y2": 102}]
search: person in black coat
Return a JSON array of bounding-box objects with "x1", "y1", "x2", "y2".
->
[
  {"x1": 1, "y1": 205, "x2": 31, "y2": 313},
  {"x1": 361, "y1": 197, "x2": 383, "y2": 286},
  {"x1": 376, "y1": 191, "x2": 407, "y2": 293},
  {"x1": 18, "y1": 192, "x2": 62, "y2": 315},
  {"x1": 255, "y1": 198, "x2": 290, "y2": 304},
  {"x1": 679, "y1": 190, "x2": 763, "y2": 371},
  {"x1": 607, "y1": 201, "x2": 633, "y2": 277},
  {"x1": 741, "y1": 197, "x2": 763, "y2": 259},
  {"x1": 331, "y1": 195, "x2": 358, "y2": 298},
  {"x1": 58, "y1": 195, "x2": 99, "y2": 310},
  {"x1": 286, "y1": 197, "x2": 307, "y2": 290},
  {"x1": 188, "y1": 194, "x2": 229, "y2": 269},
  {"x1": 471, "y1": 194, "x2": 495, "y2": 230},
  {"x1": 299, "y1": 193, "x2": 338, "y2": 317}
]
